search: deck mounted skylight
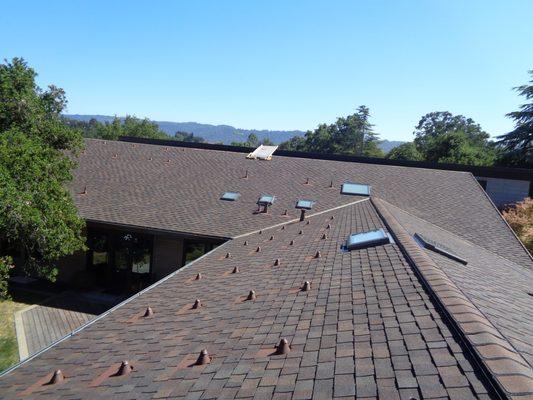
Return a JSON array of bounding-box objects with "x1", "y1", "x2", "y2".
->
[
  {"x1": 220, "y1": 192, "x2": 240, "y2": 201},
  {"x1": 257, "y1": 195, "x2": 275, "y2": 205},
  {"x1": 341, "y1": 182, "x2": 371, "y2": 196},
  {"x1": 345, "y1": 228, "x2": 391, "y2": 250},
  {"x1": 295, "y1": 200, "x2": 315, "y2": 210},
  {"x1": 414, "y1": 233, "x2": 468, "y2": 265}
]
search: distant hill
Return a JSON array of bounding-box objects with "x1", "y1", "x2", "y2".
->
[{"x1": 65, "y1": 114, "x2": 404, "y2": 151}]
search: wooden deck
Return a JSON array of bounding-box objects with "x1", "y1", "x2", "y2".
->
[{"x1": 16, "y1": 292, "x2": 116, "y2": 358}]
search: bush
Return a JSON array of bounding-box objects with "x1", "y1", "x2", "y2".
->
[
  {"x1": 0, "y1": 256, "x2": 14, "y2": 300},
  {"x1": 502, "y1": 198, "x2": 533, "y2": 253}
]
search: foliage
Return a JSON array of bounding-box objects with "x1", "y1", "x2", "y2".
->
[
  {"x1": 230, "y1": 133, "x2": 273, "y2": 147},
  {"x1": 386, "y1": 142, "x2": 423, "y2": 161},
  {"x1": 0, "y1": 58, "x2": 85, "y2": 285},
  {"x1": 64, "y1": 115, "x2": 170, "y2": 141},
  {"x1": 408, "y1": 111, "x2": 497, "y2": 165},
  {"x1": 0, "y1": 256, "x2": 13, "y2": 300},
  {"x1": 497, "y1": 70, "x2": 533, "y2": 167},
  {"x1": 502, "y1": 197, "x2": 533, "y2": 252},
  {"x1": 278, "y1": 106, "x2": 384, "y2": 157},
  {"x1": 174, "y1": 131, "x2": 205, "y2": 143}
]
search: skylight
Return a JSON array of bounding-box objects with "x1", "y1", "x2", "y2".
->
[
  {"x1": 257, "y1": 195, "x2": 275, "y2": 205},
  {"x1": 345, "y1": 228, "x2": 391, "y2": 250},
  {"x1": 341, "y1": 182, "x2": 371, "y2": 196},
  {"x1": 295, "y1": 200, "x2": 315, "y2": 210},
  {"x1": 220, "y1": 192, "x2": 240, "y2": 201},
  {"x1": 414, "y1": 233, "x2": 468, "y2": 265}
]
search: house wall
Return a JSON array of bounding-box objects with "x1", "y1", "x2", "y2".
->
[
  {"x1": 476, "y1": 176, "x2": 531, "y2": 208},
  {"x1": 152, "y1": 236, "x2": 184, "y2": 280}
]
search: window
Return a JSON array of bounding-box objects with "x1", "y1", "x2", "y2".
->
[
  {"x1": 220, "y1": 192, "x2": 240, "y2": 201},
  {"x1": 257, "y1": 195, "x2": 275, "y2": 205},
  {"x1": 296, "y1": 200, "x2": 315, "y2": 210},
  {"x1": 414, "y1": 233, "x2": 467, "y2": 265},
  {"x1": 345, "y1": 228, "x2": 391, "y2": 250},
  {"x1": 341, "y1": 182, "x2": 371, "y2": 196}
]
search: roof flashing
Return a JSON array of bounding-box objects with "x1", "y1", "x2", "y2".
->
[{"x1": 414, "y1": 233, "x2": 468, "y2": 265}]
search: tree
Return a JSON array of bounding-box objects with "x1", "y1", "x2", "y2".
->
[
  {"x1": 497, "y1": 70, "x2": 533, "y2": 167},
  {"x1": 412, "y1": 111, "x2": 496, "y2": 165},
  {"x1": 278, "y1": 106, "x2": 384, "y2": 157},
  {"x1": 386, "y1": 142, "x2": 423, "y2": 161},
  {"x1": 174, "y1": 131, "x2": 205, "y2": 143},
  {"x1": 0, "y1": 58, "x2": 85, "y2": 295}
]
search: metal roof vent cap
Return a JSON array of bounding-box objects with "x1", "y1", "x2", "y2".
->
[
  {"x1": 270, "y1": 235, "x2": 274, "y2": 241},
  {"x1": 195, "y1": 273, "x2": 202, "y2": 280},
  {"x1": 48, "y1": 369, "x2": 64, "y2": 385},
  {"x1": 275, "y1": 338, "x2": 291, "y2": 355},
  {"x1": 322, "y1": 233, "x2": 327, "y2": 240},
  {"x1": 289, "y1": 240, "x2": 295, "y2": 246},
  {"x1": 192, "y1": 299, "x2": 202, "y2": 309},
  {"x1": 143, "y1": 307, "x2": 154, "y2": 317},
  {"x1": 232, "y1": 266, "x2": 239, "y2": 274},
  {"x1": 116, "y1": 361, "x2": 133, "y2": 376},
  {"x1": 301, "y1": 281, "x2": 311, "y2": 291},
  {"x1": 257, "y1": 195, "x2": 275, "y2": 213},
  {"x1": 314, "y1": 251, "x2": 321, "y2": 258},
  {"x1": 244, "y1": 240, "x2": 248, "y2": 246},
  {"x1": 225, "y1": 252, "x2": 231, "y2": 259},
  {"x1": 256, "y1": 246, "x2": 261, "y2": 252},
  {"x1": 274, "y1": 258, "x2": 280, "y2": 266},
  {"x1": 246, "y1": 290, "x2": 257, "y2": 301},
  {"x1": 195, "y1": 349, "x2": 211, "y2": 365}
]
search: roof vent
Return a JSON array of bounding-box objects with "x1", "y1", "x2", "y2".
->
[
  {"x1": 115, "y1": 361, "x2": 133, "y2": 376},
  {"x1": 246, "y1": 290, "x2": 257, "y2": 301},
  {"x1": 246, "y1": 145, "x2": 278, "y2": 160},
  {"x1": 220, "y1": 192, "x2": 240, "y2": 201},
  {"x1": 244, "y1": 240, "x2": 248, "y2": 246},
  {"x1": 301, "y1": 281, "x2": 311, "y2": 291},
  {"x1": 270, "y1": 235, "x2": 274, "y2": 240},
  {"x1": 322, "y1": 233, "x2": 327, "y2": 240},
  {"x1": 232, "y1": 266, "x2": 239, "y2": 274},
  {"x1": 256, "y1": 246, "x2": 261, "y2": 252},
  {"x1": 314, "y1": 251, "x2": 321, "y2": 258},
  {"x1": 192, "y1": 299, "x2": 202, "y2": 309},
  {"x1": 225, "y1": 252, "x2": 231, "y2": 259},
  {"x1": 48, "y1": 370, "x2": 65, "y2": 385},
  {"x1": 274, "y1": 258, "x2": 280, "y2": 266},
  {"x1": 341, "y1": 182, "x2": 371, "y2": 196},
  {"x1": 143, "y1": 307, "x2": 154, "y2": 317},
  {"x1": 289, "y1": 240, "x2": 295, "y2": 246},
  {"x1": 195, "y1": 349, "x2": 211, "y2": 365},
  {"x1": 414, "y1": 233, "x2": 467, "y2": 265},
  {"x1": 304, "y1": 177, "x2": 310, "y2": 185},
  {"x1": 345, "y1": 228, "x2": 391, "y2": 251},
  {"x1": 275, "y1": 339, "x2": 291, "y2": 355},
  {"x1": 195, "y1": 273, "x2": 202, "y2": 280},
  {"x1": 257, "y1": 195, "x2": 275, "y2": 213}
]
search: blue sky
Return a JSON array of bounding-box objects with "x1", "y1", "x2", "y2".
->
[{"x1": 1, "y1": 1, "x2": 532, "y2": 141}]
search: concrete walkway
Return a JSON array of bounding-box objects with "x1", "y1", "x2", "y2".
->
[{"x1": 15, "y1": 292, "x2": 118, "y2": 359}]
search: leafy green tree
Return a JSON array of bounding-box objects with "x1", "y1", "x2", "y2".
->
[
  {"x1": 279, "y1": 106, "x2": 384, "y2": 157},
  {"x1": 0, "y1": 58, "x2": 85, "y2": 294},
  {"x1": 413, "y1": 111, "x2": 496, "y2": 165},
  {"x1": 497, "y1": 70, "x2": 533, "y2": 167},
  {"x1": 174, "y1": 131, "x2": 205, "y2": 143},
  {"x1": 386, "y1": 142, "x2": 423, "y2": 161}
]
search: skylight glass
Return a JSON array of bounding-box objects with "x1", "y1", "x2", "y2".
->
[
  {"x1": 295, "y1": 199, "x2": 315, "y2": 210},
  {"x1": 220, "y1": 192, "x2": 240, "y2": 201},
  {"x1": 345, "y1": 228, "x2": 391, "y2": 250},
  {"x1": 414, "y1": 233, "x2": 468, "y2": 265},
  {"x1": 257, "y1": 195, "x2": 275, "y2": 205},
  {"x1": 341, "y1": 182, "x2": 371, "y2": 196}
]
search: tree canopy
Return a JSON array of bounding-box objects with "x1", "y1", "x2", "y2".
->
[
  {"x1": 386, "y1": 142, "x2": 423, "y2": 161},
  {"x1": 0, "y1": 58, "x2": 85, "y2": 293},
  {"x1": 497, "y1": 70, "x2": 533, "y2": 167},
  {"x1": 279, "y1": 106, "x2": 384, "y2": 157}
]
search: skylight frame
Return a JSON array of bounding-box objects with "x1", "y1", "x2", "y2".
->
[
  {"x1": 220, "y1": 191, "x2": 241, "y2": 201},
  {"x1": 414, "y1": 233, "x2": 468, "y2": 265},
  {"x1": 257, "y1": 194, "x2": 275, "y2": 206},
  {"x1": 341, "y1": 182, "x2": 371, "y2": 196},
  {"x1": 295, "y1": 199, "x2": 315, "y2": 210},
  {"x1": 345, "y1": 228, "x2": 391, "y2": 251}
]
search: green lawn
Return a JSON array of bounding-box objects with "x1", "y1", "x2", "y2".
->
[{"x1": 0, "y1": 291, "x2": 49, "y2": 372}]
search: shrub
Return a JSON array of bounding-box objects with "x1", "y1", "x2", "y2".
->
[{"x1": 502, "y1": 198, "x2": 533, "y2": 253}]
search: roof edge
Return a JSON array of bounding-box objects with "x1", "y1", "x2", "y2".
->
[
  {"x1": 117, "y1": 136, "x2": 533, "y2": 181},
  {"x1": 372, "y1": 197, "x2": 533, "y2": 399}
]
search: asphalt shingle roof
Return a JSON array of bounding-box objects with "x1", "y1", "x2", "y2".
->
[
  {"x1": 71, "y1": 139, "x2": 531, "y2": 266},
  {"x1": 0, "y1": 200, "x2": 501, "y2": 399}
]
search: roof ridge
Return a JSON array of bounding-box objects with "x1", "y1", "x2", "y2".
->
[
  {"x1": 372, "y1": 197, "x2": 533, "y2": 399},
  {"x1": 230, "y1": 197, "x2": 370, "y2": 239},
  {"x1": 377, "y1": 197, "x2": 532, "y2": 271}
]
